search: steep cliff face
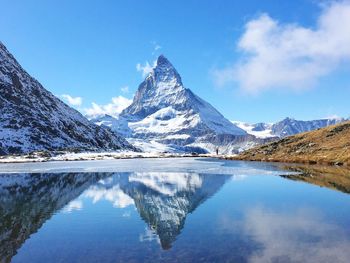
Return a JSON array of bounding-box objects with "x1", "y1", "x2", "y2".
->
[{"x1": 0, "y1": 42, "x2": 134, "y2": 155}]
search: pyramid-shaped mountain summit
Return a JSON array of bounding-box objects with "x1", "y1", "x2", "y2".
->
[
  {"x1": 122, "y1": 55, "x2": 244, "y2": 136},
  {"x1": 94, "y1": 55, "x2": 260, "y2": 153}
]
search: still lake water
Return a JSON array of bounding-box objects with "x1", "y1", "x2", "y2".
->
[{"x1": 0, "y1": 158, "x2": 350, "y2": 263}]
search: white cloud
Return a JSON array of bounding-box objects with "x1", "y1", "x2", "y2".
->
[
  {"x1": 213, "y1": 1, "x2": 350, "y2": 93},
  {"x1": 243, "y1": 207, "x2": 350, "y2": 263},
  {"x1": 151, "y1": 41, "x2": 162, "y2": 55},
  {"x1": 61, "y1": 94, "x2": 83, "y2": 106},
  {"x1": 120, "y1": 85, "x2": 129, "y2": 94},
  {"x1": 154, "y1": 45, "x2": 161, "y2": 51},
  {"x1": 129, "y1": 172, "x2": 202, "y2": 196},
  {"x1": 84, "y1": 185, "x2": 134, "y2": 208},
  {"x1": 84, "y1": 95, "x2": 132, "y2": 118},
  {"x1": 218, "y1": 206, "x2": 350, "y2": 262},
  {"x1": 136, "y1": 60, "x2": 156, "y2": 78},
  {"x1": 324, "y1": 114, "x2": 342, "y2": 120}
]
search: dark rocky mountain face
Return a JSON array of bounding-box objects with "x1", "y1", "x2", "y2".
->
[{"x1": 0, "y1": 42, "x2": 134, "y2": 155}]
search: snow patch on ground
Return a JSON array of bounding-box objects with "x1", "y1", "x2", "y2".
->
[
  {"x1": 0, "y1": 151, "x2": 214, "y2": 164},
  {"x1": 127, "y1": 139, "x2": 174, "y2": 153}
]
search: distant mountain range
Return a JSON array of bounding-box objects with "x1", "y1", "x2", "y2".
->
[
  {"x1": 0, "y1": 42, "x2": 134, "y2": 155},
  {"x1": 233, "y1": 117, "x2": 347, "y2": 139}
]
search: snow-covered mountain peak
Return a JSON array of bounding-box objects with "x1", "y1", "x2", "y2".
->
[
  {"x1": 156, "y1": 54, "x2": 171, "y2": 65},
  {"x1": 155, "y1": 55, "x2": 179, "y2": 74},
  {"x1": 155, "y1": 55, "x2": 175, "y2": 70},
  {"x1": 145, "y1": 55, "x2": 182, "y2": 84},
  {"x1": 121, "y1": 56, "x2": 187, "y2": 119},
  {"x1": 102, "y1": 56, "x2": 250, "y2": 153}
]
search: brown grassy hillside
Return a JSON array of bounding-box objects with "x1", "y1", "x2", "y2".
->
[{"x1": 232, "y1": 121, "x2": 350, "y2": 166}]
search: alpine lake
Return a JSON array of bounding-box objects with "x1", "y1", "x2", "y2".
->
[{"x1": 0, "y1": 157, "x2": 350, "y2": 263}]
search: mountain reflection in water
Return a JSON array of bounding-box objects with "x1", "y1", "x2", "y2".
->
[
  {"x1": 1, "y1": 160, "x2": 350, "y2": 263},
  {"x1": 0, "y1": 171, "x2": 229, "y2": 260},
  {"x1": 0, "y1": 172, "x2": 110, "y2": 262}
]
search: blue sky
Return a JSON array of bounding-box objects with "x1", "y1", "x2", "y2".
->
[{"x1": 1, "y1": 0, "x2": 350, "y2": 123}]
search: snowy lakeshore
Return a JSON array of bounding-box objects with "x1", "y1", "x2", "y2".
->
[{"x1": 0, "y1": 151, "x2": 226, "y2": 164}]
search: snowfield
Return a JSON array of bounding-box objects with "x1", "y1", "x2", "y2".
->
[{"x1": 0, "y1": 150, "x2": 223, "y2": 164}]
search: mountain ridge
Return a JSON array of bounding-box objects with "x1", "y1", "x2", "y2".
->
[
  {"x1": 0, "y1": 42, "x2": 135, "y2": 155},
  {"x1": 233, "y1": 117, "x2": 347, "y2": 139}
]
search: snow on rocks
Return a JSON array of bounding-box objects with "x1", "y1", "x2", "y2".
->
[{"x1": 0, "y1": 42, "x2": 135, "y2": 155}]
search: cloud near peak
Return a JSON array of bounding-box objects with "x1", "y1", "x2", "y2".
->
[
  {"x1": 61, "y1": 94, "x2": 83, "y2": 106},
  {"x1": 84, "y1": 95, "x2": 132, "y2": 118},
  {"x1": 213, "y1": 1, "x2": 350, "y2": 94},
  {"x1": 136, "y1": 60, "x2": 156, "y2": 78}
]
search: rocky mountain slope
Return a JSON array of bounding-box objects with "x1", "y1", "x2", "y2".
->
[
  {"x1": 0, "y1": 42, "x2": 134, "y2": 155},
  {"x1": 93, "y1": 55, "x2": 266, "y2": 154},
  {"x1": 233, "y1": 121, "x2": 350, "y2": 166}
]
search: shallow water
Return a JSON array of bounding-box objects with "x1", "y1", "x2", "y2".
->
[{"x1": 0, "y1": 158, "x2": 349, "y2": 263}]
